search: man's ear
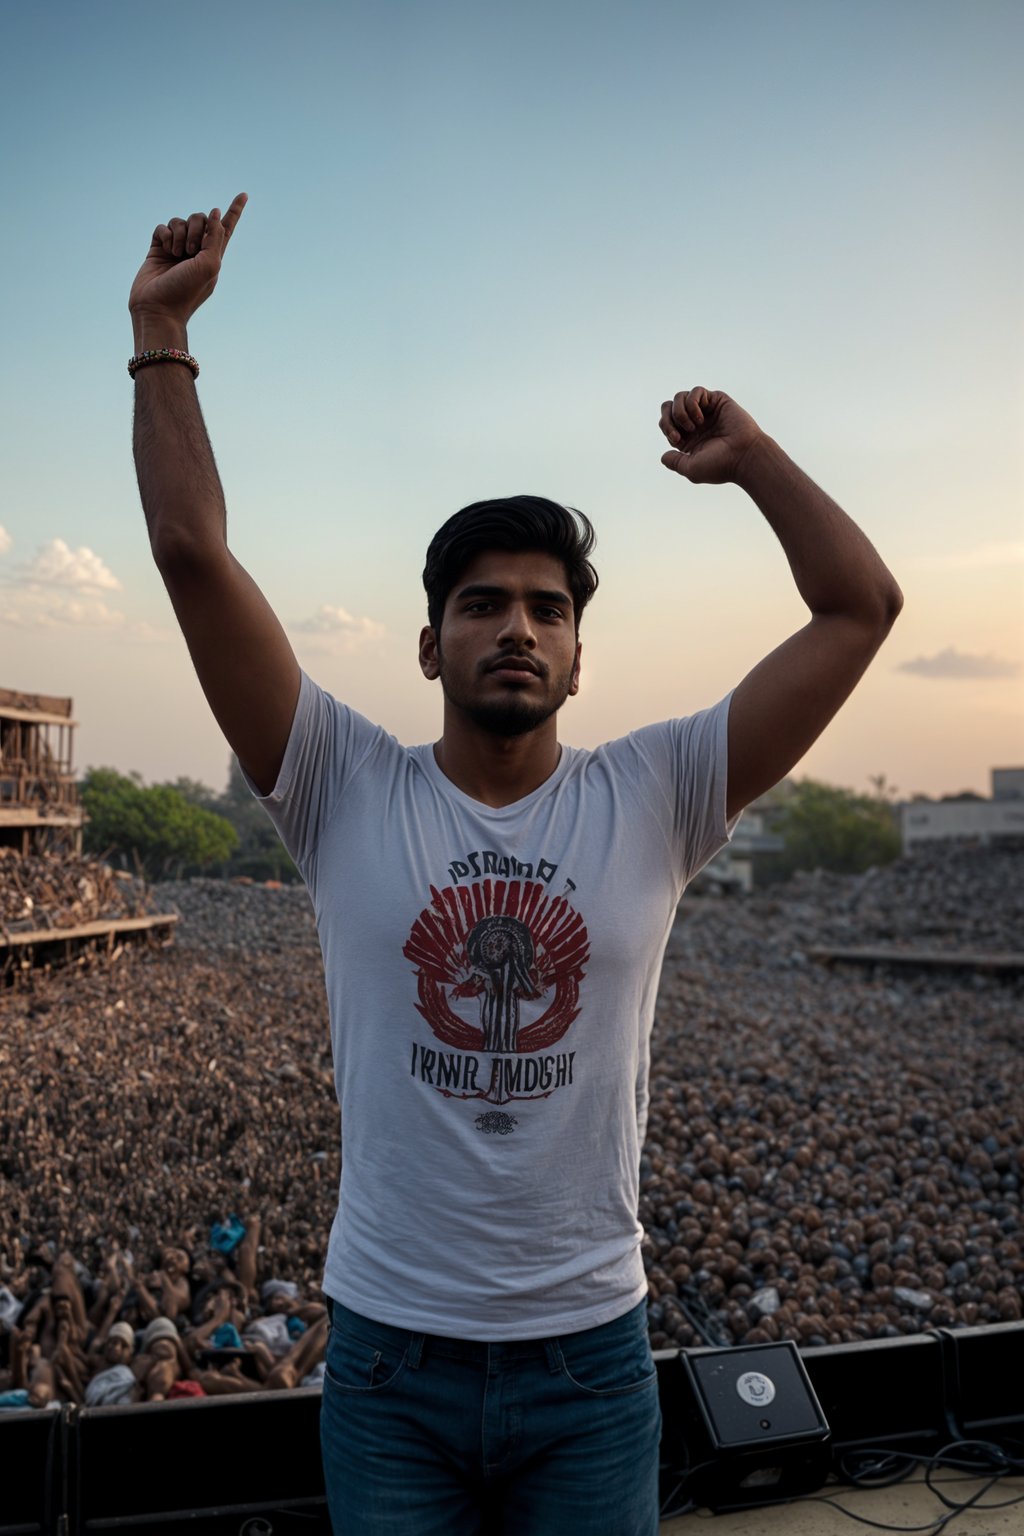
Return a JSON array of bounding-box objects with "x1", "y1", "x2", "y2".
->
[
  {"x1": 419, "y1": 626, "x2": 440, "y2": 680},
  {"x1": 568, "y1": 641, "x2": 582, "y2": 696}
]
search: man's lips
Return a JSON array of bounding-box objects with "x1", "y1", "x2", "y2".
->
[{"x1": 485, "y1": 657, "x2": 541, "y2": 677}]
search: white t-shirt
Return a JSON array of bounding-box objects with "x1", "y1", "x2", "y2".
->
[{"x1": 251, "y1": 670, "x2": 734, "y2": 1339}]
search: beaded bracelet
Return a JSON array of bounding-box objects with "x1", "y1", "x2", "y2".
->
[{"x1": 127, "y1": 348, "x2": 200, "y2": 379}]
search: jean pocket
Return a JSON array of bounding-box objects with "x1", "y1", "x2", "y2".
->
[
  {"x1": 555, "y1": 1307, "x2": 658, "y2": 1398},
  {"x1": 324, "y1": 1317, "x2": 410, "y2": 1394}
]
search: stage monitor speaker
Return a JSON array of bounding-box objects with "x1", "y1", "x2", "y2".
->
[
  {"x1": 0, "y1": 1404, "x2": 59, "y2": 1535},
  {"x1": 934, "y1": 1322, "x2": 1024, "y2": 1442},
  {"x1": 72, "y1": 1387, "x2": 327, "y2": 1533},
  {"x1": 674, "y1": 1341, "x2": 831, "y2": 1512},
  {"x1": 803, "y1": 1332, "x2": 952, "y2": 1456}
]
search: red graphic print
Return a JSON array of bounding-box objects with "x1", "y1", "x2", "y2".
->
[{"x1": 403, "y1": 880, "x2": 589, "y2": 1054}]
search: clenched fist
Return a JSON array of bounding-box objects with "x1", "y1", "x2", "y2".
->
[{"x1": 659, "y1": 388, "x2": 763, "y2": 485}]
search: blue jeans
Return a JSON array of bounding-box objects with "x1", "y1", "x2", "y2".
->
[{"x1": 320, "y1": 1298, "x2": 661, "y2": 1535}]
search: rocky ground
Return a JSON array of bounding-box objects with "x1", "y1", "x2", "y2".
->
[{"x1": 1, "y1": 848, "x2": 1020, "y2": 1345}]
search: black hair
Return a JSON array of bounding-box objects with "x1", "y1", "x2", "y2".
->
[{"x1": 423, "y1": 495, "x2": 598, "y2": 635}]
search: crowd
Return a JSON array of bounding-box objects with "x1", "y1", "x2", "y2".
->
[
  {"x1": 642, "y1": 844, "x2": 1022, "y2": 1349},
  {"x1": 0, "y1": 1219, "x2": 327, "y2": 1409},
  {"x1": 0, "y1": 845, "x2": 1020, "y2": 1407}
]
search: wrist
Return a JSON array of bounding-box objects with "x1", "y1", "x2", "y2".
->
[
  {"x1": 732, "y1": 432, "x2": 786, "y2": 494},
  {"x1": 131, "y1": 310, "x2": 189, "y2": 353}
]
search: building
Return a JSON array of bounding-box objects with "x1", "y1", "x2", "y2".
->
[
  {"x1": 992, "y1": 767, "x2": 1024, "y2": 802},
  {"x1": 901, "y1": 767, "x2": 1024, "y2": 852},
  {"x1": 697, "y1": 808, "x2": 785, "y2": 894},
  {"x1": 0, "y1": 686, "x2": 84, "y2": 854}
]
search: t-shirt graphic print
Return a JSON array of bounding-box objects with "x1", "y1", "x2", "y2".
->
[{"x1": 404, "y1": 876, "x2": 590, "y2": 1116}]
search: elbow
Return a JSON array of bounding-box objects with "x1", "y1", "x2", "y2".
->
[
  {"x1": 856, "y1": 574, "x2": 904, "y2": 641},
  {"x1": 880, "y1": 579, "x2": 904, "y2": 635},
  {"x1": 149, "y1": 530, "x2": 229, "y2": 581}
]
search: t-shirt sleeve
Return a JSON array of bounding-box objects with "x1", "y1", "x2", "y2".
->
[
  {"x1": 625, "y1": 691, "x2": 738, "y2": 887},
  {"x1": 242, "y1": 669, "x2": 383, "y2": 874}
]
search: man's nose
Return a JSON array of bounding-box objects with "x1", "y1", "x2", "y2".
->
[{"x1": 496, "y1": 603, "x2": 536, "y2": 645}]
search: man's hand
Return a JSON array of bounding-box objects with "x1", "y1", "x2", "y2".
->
[
  {"x1": 129, "y1": 193, "x2": 248, "y2": 332},
  {"x1": 658, "y1": 387, "x2": 762, "y2": 485}
]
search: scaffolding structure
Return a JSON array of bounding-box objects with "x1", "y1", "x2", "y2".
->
[{"x1": 0, "y1": 685, "x2": 84, "y2": 855}]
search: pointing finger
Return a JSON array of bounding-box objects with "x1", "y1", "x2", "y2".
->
[
  {"x1": 152, "y1": 223, "x2": 173, "y2": 256},
  {"x1": 221, "y1": 192, "x2": 248, "y2": 241}
]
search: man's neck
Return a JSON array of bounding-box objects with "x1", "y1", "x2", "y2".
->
[{"x1": 432, "y1": 713, "x2": 563, "y2": 808}]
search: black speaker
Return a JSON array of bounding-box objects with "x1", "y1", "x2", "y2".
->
[
  {"x1": 802, "y1": 1332, "x2": 952, "y2": 1456},
  {"x1": 672, "y1": 1341, "x2": 831, "y2": 1511},
  {"x1": 71, "y1": 1387, "x2": 328, "y2": 1533},
  {"x1": 0, "y1": 1404, "x2": 60, "y2": 1535}
]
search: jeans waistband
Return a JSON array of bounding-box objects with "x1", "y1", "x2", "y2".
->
[{"x1": 324, "y1": 1297, "x2": 646, "y2": 1373}]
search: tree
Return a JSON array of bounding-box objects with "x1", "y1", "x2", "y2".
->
[
  {"x1": 763, "y1": 777, "x2": 901, "y2": 878},
  {"x1": 164, "y1": 776, "x2": 222, "y2": 812},
  {"x1": 208, "y1": 758, "x2": 299, "y2": 881},
  {"x1": 81, "y1": 769, "x2": 238, "y2": 878}
]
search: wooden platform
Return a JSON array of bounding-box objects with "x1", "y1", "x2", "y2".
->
[
  {"x1": 808, "y1": 945, "x2": 1024, "y2": 974},
  {"x1": 0, "y1": 911, "x2": 177, "y2": 974}
]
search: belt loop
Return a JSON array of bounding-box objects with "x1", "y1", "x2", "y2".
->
[
  {"x1": 543, "y1": 1338, "x2": 561, "y2": 1375},
  {"x1": 408, "y1": 1331, "x2": 426, "y2": 1370}
]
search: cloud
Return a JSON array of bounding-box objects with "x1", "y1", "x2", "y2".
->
[
  {"x1": 0, "y1": 590, "x2": 127, "y2": 630},
  {"x1": 24, "y1": 538, "x2": 122, "y2": 592},
  {"x1": 0, "y1": 535, "x2": 157, "y2": 633},
  {"x1": 0, "y1": 586, "x2": 169, "y2": 639},
  {"x1": 290, "y1": 604, "x2": 385, "y2": 649},
  {"x1": 896, "y1": 647, "x2": 1021, "y2": 680},
  {"x1": 913, "y1": 541, "x2": 1024, "y2": 571}
]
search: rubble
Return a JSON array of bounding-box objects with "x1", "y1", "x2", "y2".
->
[
  {"x1": 150, "y1": 879, "x2": 316, "y2": 954},
  {"x1": 0, "y1": 849, "x2": 154, "y2": 933}
]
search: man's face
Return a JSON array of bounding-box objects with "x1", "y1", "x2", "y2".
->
[
  {"x1": 161, "y1": 1248, "x2": 187, "y2": 1277},
  {"x1": 105, "y1": 1334, "x2": 132, "y2": 1366},
  {"x1": 419, "y1": 550, "x2": 581, "y2": 736}
]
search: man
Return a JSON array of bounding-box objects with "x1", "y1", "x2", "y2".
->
[
  {"x1": 129, "y1": 194, "x2": 902, "y2": 1534},
  {"x1": 84, "y1": 1322, "x2": 140, "y2": 1407}
]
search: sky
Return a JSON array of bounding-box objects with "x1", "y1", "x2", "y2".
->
[{"x1": 0, "y1": 0, "x2": 1021, "y2": 800}]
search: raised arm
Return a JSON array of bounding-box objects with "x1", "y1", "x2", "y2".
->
[
  {"x1": 659, "y1": 388, "x2": 904, "y2": 820},
  {"x1": 129, "y1": 195, "x2": 300, "y2": 795}
]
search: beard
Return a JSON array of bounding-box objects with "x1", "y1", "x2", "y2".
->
[
  {"x1": 455, "y1": 695, "x2": 562, "y2": 737},
  {"x1": 438, "y1": 655, "x2": 576, "y2": 737}
]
